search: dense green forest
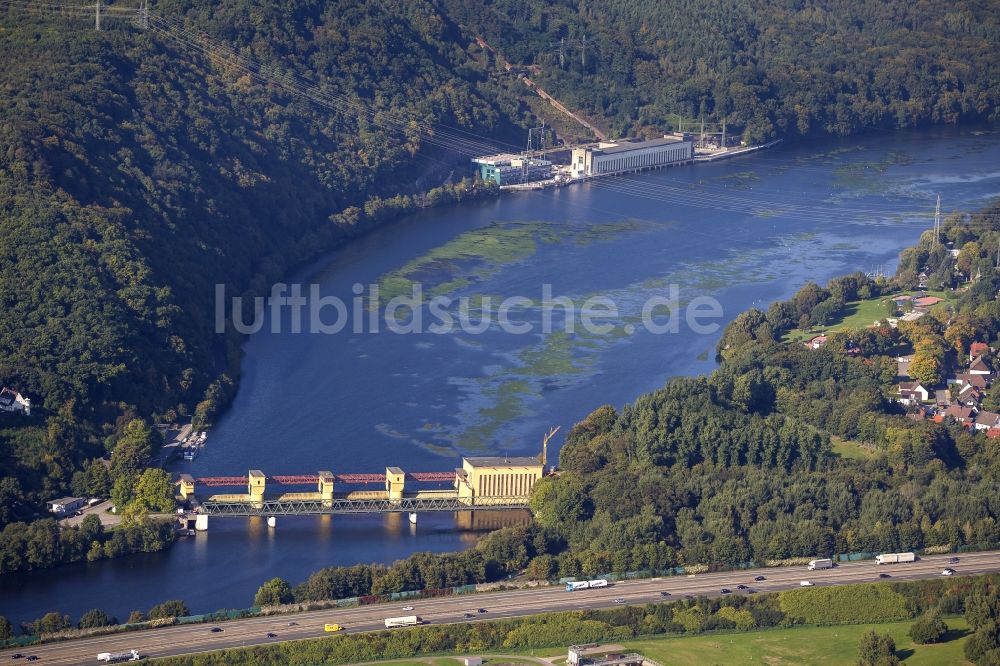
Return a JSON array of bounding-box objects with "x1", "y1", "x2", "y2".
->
[
  {"x1": 441, "y1": 0, "x2": 1000, "y2": 140},
  {"x1": 0, "y1": 0, "x2": 521, "y2": 532}
]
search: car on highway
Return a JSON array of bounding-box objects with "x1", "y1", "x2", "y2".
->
[
  {"x1": 210, "y1": 627, "x2": 223, "y2": 633},
  {"x1": 614, "y1": 598, "x2": 626, "y2": 604},
  {"x1": 478, "y1": 608, "x2": 488, "y2": 613},
  {"x1": 10, "y1": 655, "x2": 23, "y2": 659},
  {"x1": 659, "y1": 591, "x2": 670, "y2": 597},
  {"x1": 736, "y1": 584, "x2": 748, "y2": 589},
  {"x1": 754, "y1": 575, "x2": 766, "y2": 582},
  {"x1": 950, "y1": 557, "x2": 960, "y2": 564},
  {"x1": 800, "y1": 581, "x2": 814, "y2": 587},
  {"x1": 24, "y1": 659, "x2": 37, "y2": 663},
  {"x1": 720, "y1": 588, "x2": 732, "y2": 594},
  {"x1": 747, "y1": 589, "x2": 757, "y2": 594},
  {"x1": 325, "y1": 624, "x2": 343, "y2": 632},
  {"x1": 879, "y1": 573, "x2": 891, "y2": 578},
  {"x1": 287, "y1": 621, "x2": 297, "y2": 626},
  {"x1": 266, "y1": 632, "x2": 277, "y2": 638},
  {"x1": 942, "y1": 568, "x2": 955, "y2": 576},
  {"x1": 402, "y1": 606, "x2": 414, "y2": 611},
  {"x1": 463, "y1": 613, "x2": 475, "y2": 619}
]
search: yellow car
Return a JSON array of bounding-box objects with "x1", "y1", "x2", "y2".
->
[{"x1": 324, "y1": 623, "x2": 343, "y2": 632}]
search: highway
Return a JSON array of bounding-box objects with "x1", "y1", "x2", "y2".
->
[{"x1": 4, "y1": 550, "x2": 1000, "y2": 664}]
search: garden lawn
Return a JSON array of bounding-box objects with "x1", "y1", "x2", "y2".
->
[{"x1": 622, "y1": 616, "x2": 971, "y2": 665}]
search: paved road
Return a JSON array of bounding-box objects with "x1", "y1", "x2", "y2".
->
[
  {"x1": 4, "y1": 551, "x2": 998, "y2": 664},
  {"x1": 58, "y1": 501, "x2": 119, "y2": 529}
]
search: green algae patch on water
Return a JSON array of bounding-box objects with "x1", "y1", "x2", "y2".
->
[
  {"x1": 454, "y1": 379, "x2": 535, "y2": 452},
  {"x1": 372, "y1": 219, "x2": 643, "y2": 305}
]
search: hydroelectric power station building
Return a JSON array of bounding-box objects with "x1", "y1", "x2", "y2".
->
[
  {"x1": 570, "y1": 134, "x2": 693, "y2": 177},
  {"x1": 472, "y1": 153, "x2": 553, "y2": 185}
]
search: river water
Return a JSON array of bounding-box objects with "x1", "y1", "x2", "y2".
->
[{"x1": 3, "y1": 125, "x2": 1000, "y2": 626}]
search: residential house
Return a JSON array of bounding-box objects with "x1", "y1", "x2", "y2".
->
[
  {"x1": 805, "y1": 334, "x2": 828, "y2": 349},
  {"x1": 944, "y1": 404, "x2": 976, "y2": 424},
  {"x1": 969, "y1": 355, "x2": 992, "y2": 376},
  {"x1": 48, "y1": 497, "x2": 86, "y2": 515},
  {"x1": 957, "y1": 385, "x2": 983, "y2": 407},
  {"x1": 897, "y1": 382, "x2": 929, "y2": 405},
  {"x1": 970, "y1": 342, "x2": 989, "y2": 360},
  {"x1": 954, "y1": 373, "x2": 988, "y2": 390},
  {"x1": 975, "y1": 411, "x2": 1000, "y2": 431},
  {"x1": 0, "y1": 387, "x2": 30, "y2": 416}
]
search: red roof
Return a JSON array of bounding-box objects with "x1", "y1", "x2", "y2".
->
[
  {"x1": 945, "y1": 404, "x2": 975, "y2": 420},
  {"x1": 971, "y1": 342, "x2": 989, "y2": 357}
]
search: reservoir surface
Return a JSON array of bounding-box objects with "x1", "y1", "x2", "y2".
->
[{"x1": 3, "y1": 125, "x2": 1000, "y2": 625}]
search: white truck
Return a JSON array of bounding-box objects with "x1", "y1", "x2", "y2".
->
[
  {"x1": 384, "y1": 615, "x2": 421, "y2": 628},
  {"x1": 876, "y1": 552, "x2": 917, "y2": 565},
  {"x1": 565, "y1": 579, "x2": 609, "y2": 591},
  {"x1": 808, "y1": 558, "x2": 834, "y2": 570},
  {"x1": 96, "y1": 650, "x2": 141, "y2": 663}
]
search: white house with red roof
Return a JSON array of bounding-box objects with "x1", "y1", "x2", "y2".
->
[{"x1": 0, "y1": 387, "x2": 30, "y2": 416}]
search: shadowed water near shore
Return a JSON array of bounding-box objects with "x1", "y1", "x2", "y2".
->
[{"x1": 2, "y1": 125, "x2": 1000, "y2": 626}]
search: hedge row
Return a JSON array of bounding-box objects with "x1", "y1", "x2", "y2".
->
[{"x1": 779, "y1": 583, "x2": 912, "y2": 625}]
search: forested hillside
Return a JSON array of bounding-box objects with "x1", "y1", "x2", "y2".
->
[
  {"x1": 0, "y1": 0, "x2": 522, "y2": 526},
  {"x1": 440, "y1": 0, "x2": 1000, "y2": 140}
]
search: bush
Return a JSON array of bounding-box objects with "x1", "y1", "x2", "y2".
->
[
  {"x1": 32, "y1": 612, "x2": 71, "y2": 635},
  {"x1": 908, "y1": 612, "x2": 947, "y2": 644},
  {"x1": 78, "y1": 608, "x2": 116, "y2": 629},
  {"x1": 716, "y1": 606, "x2": 756, "y2": 630},
  {"x1": 148, "y1": 600, "x2": 189, "y2": 620},
  {"x1": 779, "y1": 583, "x2": 911, "y2": 625},
  {"x1": 857, "y1": 629, "x2": 898, "y2": 665},
  {"x1": 965, "y1": 620, "x2": 1000, "y2": 664},
  {"x1": 254, "y1": 578, "x2": 294, "y2": 607}
]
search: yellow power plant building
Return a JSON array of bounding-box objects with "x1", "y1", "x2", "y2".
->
[{"x1": 455, "y1": 456, "x2": 544, "y2": 500}]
